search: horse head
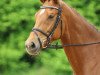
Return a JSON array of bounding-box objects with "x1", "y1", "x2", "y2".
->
[{"x1": 25, "y1": 0, "x2": 64, "y2": 55}]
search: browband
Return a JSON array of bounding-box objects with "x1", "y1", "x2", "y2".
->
[{"x1": 40, "y1": 6, "x2": 59, "y2": 10}]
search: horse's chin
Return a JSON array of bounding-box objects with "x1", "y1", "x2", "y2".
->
[{"x1": 26, "y1": 48, "x2": 41, "y2": 56}]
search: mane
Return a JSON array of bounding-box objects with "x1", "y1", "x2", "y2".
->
[{"x1": 61, "y1": 1, "x2": 99, "y2": 32}]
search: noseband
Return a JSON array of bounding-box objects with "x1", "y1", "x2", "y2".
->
[{"x1": 32, "y1": 5, "x2": 62, "y2": 48}]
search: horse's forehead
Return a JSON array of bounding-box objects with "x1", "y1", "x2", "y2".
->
[{"x1": 39, "y1": 9, "x2": 46, "y2": 15}]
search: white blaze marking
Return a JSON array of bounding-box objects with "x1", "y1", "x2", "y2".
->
[{"x1": 39, "y1": 9, "x2": 45, "y2": 15}]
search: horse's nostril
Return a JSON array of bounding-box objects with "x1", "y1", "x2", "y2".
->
[{"x1": 31, "y1": 42, "x2": 36, "y2": 48}]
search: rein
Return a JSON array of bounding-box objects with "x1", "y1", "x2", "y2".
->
[
  {"x1": 47, "y1": 41, "x2": 100, "y2": 49},
  {"x1": 32, "y1": 5, "x2": 100, "y2": 49}
]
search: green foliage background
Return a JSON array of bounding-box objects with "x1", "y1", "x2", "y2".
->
[{"x1": 0, "y1": 0, "x2": 100, "y2": 75}]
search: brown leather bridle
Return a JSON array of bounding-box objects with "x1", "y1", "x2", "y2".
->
[
  {"x1": 32, "y1": 5, "x2": 62, "y2": 48},
  {"x1": 32, "y1": 5, "x2": 100, "y2": 49}
]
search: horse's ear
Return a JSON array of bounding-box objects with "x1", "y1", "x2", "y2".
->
[
  {"x1": 40, "y1": 0, "x2": 62, "y2": 4},
  {"x1": 40, "y1": 0, "x2": 46, "y2": 3}
]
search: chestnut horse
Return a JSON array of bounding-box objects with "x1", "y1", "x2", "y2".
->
[{"x1": 25, "y1": 0, "x2": 100, "y2": 75}]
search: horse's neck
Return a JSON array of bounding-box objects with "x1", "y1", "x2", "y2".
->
[
  {"x1": 61, "y1": 2, "x2": 100, "y2": 74},
  {"x1": 61, "y1": 2, "x2": 100, "y2": 47}
]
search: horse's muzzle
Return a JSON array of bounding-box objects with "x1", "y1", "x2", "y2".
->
[{"x1": 25, "y1": 40, "x2": 41, "y2": 55}]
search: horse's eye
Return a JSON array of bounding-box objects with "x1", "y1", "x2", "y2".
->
[{"x1": 48, "y1": 15, "x2": 54, "y2": 19}]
